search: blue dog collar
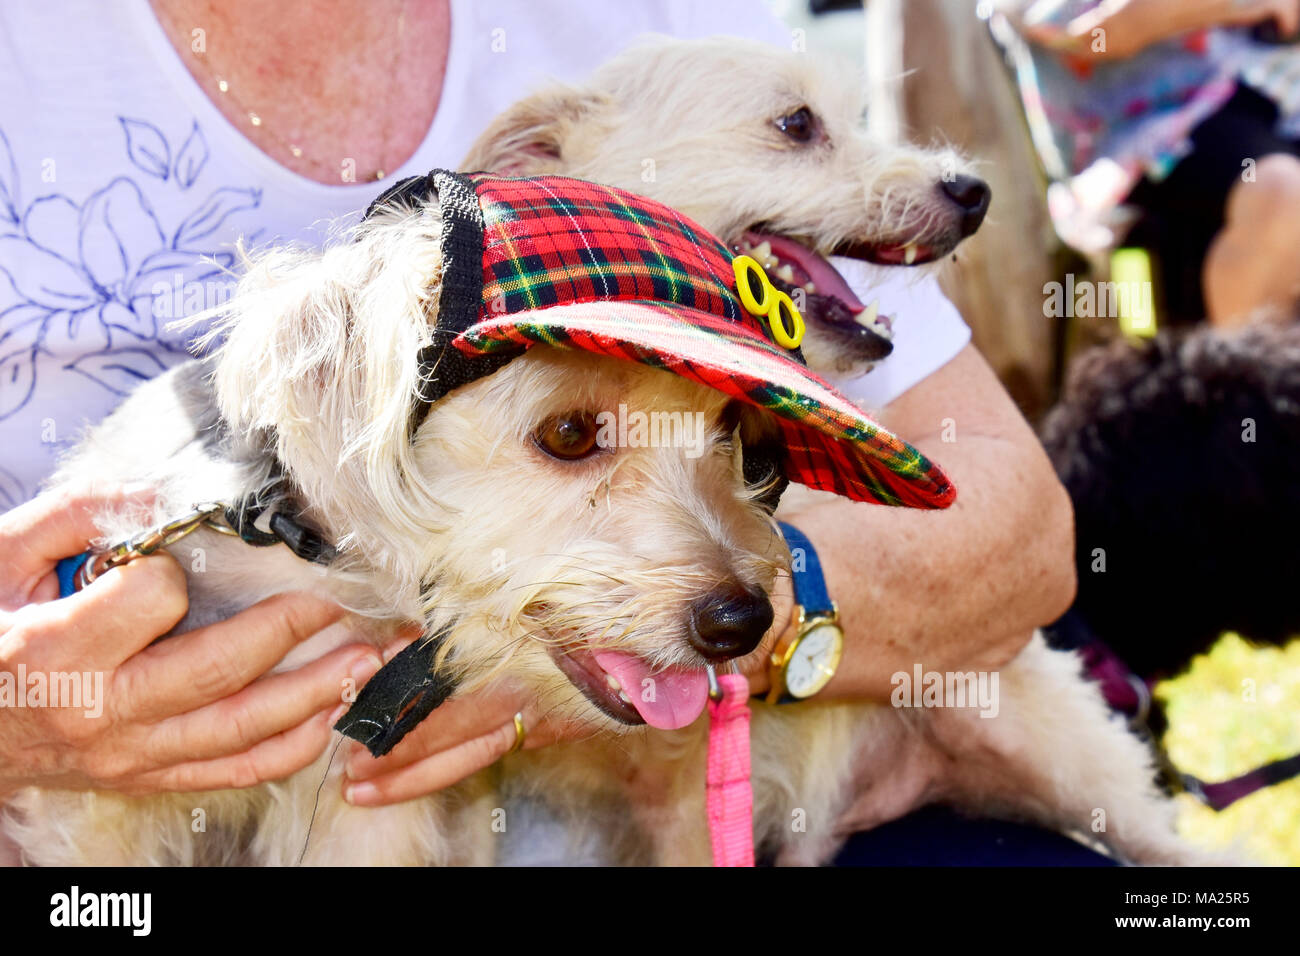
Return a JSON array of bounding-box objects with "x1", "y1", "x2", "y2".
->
[{"x1": 56, "y1": 553, "x2": 91, "y2": 599}]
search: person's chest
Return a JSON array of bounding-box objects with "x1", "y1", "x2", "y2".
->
[
  {"x1": 0, "y1": 1, "x2": 454, "y2": 503},
  {"x1": 145, "y1": 0, "x2": 448, "y2": 185}
]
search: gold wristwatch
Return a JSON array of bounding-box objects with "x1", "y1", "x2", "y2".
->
[{"x1": 766, "y1": 523, "x2": 843, "y2": 703}]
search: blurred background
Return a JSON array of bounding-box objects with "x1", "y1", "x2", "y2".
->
[{"x1": 762, "y1": 0, "x2": 1300, "y2": 865}]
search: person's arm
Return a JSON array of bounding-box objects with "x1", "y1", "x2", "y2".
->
[
  {"x1": 750, "y1": 343, "x2": 1077, "y2": 701},
  {"x1": 0, "y1": 485, "x2": 381, "y2": 798},
  {"x1": 1013, "y1": 0, "x2": 1300, "y2": 60}
]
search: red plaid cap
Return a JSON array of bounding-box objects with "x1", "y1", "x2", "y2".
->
[{"x1": 367, "y1": 171, "x2": 954, "y2": 509}]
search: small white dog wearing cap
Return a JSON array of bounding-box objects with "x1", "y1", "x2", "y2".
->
[{"x1": 4, "y1": 171, "x2": 1205, "y2": 867}]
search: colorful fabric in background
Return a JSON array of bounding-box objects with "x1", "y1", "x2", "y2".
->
[
  {"x1": 398, "y1": 171, "x2": 956, "y2": 509},
  {"x1": 994, "y1": 0, "x2": 1300, "y2": 224}
]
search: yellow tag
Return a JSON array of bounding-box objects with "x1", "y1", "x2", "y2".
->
[
  {"x1": 1111, "y1": 247, "x2": 1158, "y2": 339},
  {"x1": 733, "y1": 254, "x2": 805, "y2": 349}
]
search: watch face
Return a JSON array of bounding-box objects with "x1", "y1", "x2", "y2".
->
[{"x1": 784, "y1": 621, "x2": 843, "y2": 699}]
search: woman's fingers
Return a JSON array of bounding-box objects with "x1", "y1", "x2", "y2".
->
[
  {"x1": 116, "y1": 591, "x2": 347, "y2": 721},
  {"x1": 0, "y1": 483, "x2": 154, "y2": 606},
  {"x1": 342, "y1": 689, "x2": 521, "y2": 781},
  {"x1": 343, "y1": 703, "x2": 569, "y2": 806},
  {"x1": 343, "y1": 717, "x2": 522, "y2": 806},
  {"x1": 129, "y1": 705, "x2": 342, "y2": 795},
  {"x1": 141, "y1": 641, "x2": 381, "y2": 765},
  {"x1": 24, "y1": 553, "x2": 190, "y2": 669},
  {"x1": 1276, "y1": 0, "x2": 1300, "y2": 36}
]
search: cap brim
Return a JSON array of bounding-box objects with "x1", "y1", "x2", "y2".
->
[{"x1": 455, "y1": 301, "x2": 955, "y2": 508}]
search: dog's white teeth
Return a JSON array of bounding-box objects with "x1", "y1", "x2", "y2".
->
[
  {"x1": 804, "y1": 281, "x2": 816, "y2": 294},
  {"x1": 775, "y1": 264, "x2": 795, "y2": 283},
  {"x1": 752, "y1": 240, "x2": 772, "y2": 263},
  {"x1": 617, "y1": 691, "x2": 632, "y2": 704},
  {"x1": 605, "y1": 674, "x2": 622, "y2": 693},
  {"x1": 904, "y1": 243, "x2": 919, "y2": 265},
  {"x1": 854, "y1": 300, "x2": 880, "y2": 329}
]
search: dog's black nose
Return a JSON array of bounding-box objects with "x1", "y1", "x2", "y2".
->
[
  {"x1": 688, "y1": 585, "x2": 774, "y2": 661},
  {"x1": 940, "y1": 174, "x2": 991, "y2": 237}
]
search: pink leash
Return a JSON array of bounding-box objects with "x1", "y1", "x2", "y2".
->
[{"x1": 706, "y1": 669, "x2": 754, "y2": 867}]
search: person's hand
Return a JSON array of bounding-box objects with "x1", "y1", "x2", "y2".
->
[
  {"x1": 1217, "y1": 0, "x2": 1300, "y2": 34},
  {"x1": 340, "y1": 635, "x2": 566, "y2": 806},
  {"x1": 341, "y1": 572, "x2": 796, "y2": 806},
  {"x1": 1019, "y1": 0, "x2": 1300, "y2": 60},
  {"x1": 0, "y1": 484, "x2": 383, "y2": 796}
]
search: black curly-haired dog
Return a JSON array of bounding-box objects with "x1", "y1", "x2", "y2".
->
[{"x1": 1040, "y1": 323, "x2": 1300, "y2": 679}]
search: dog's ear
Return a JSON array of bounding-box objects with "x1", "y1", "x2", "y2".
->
[
  {"x1": 201, "y1": 207, "x2": 444, "y2": 535},
  {"x1": 204, "y1": 243, "x2": 355, "y2": 464},
  {"x1": 460, "y1": 84, "x2": 614, "y2": 176}
]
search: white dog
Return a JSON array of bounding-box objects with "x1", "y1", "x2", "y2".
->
[
  {"x1": 3, "y1": 40, "x2": 1211, "y2": 867},
  {"x1": 463, "y1": 36, "x2": 991, "y2": 379}
]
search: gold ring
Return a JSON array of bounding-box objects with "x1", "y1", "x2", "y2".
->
[{"x1": 505, "y1": 712, "x2": 526, "y2": 755}]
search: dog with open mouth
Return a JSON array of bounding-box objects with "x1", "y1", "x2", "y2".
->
[
  {"x1": 461, "y1": 36, "x2": 992, "y2": 381},
  {"x1": 2, "y1": 169, "x2": 1218, "y2": 866}
]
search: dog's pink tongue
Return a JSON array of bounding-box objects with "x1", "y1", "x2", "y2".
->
[{"x1": 594, "y1": 652, "x2": 709, "y2": 730}]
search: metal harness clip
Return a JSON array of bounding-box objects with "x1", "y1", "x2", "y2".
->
[{"x1": 75, "y1": 502, "x2": 238, "y2": 591}]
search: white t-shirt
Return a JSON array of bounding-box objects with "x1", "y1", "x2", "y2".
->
[
  {"x1": 0, "y1": 0, "x2": 967, "y2": 507},
  {"x1": 825, "y1": 255, "x2": 970, "y2": 409}
]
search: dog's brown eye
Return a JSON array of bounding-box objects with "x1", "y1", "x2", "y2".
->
[
  {"x1": 535, "y1": 412, "x2": 601, "y2": 460},
  {"x1": 776, "y1": 107, "x2": 817, "y2": 143}
]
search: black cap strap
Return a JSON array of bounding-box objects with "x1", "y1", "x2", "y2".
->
[
  {"x1": 362, "y1": 169, "x2": 517, "y2": 437},
  {"x1": 333, "y1": 620, "x2": 459, "y2": 756}
]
